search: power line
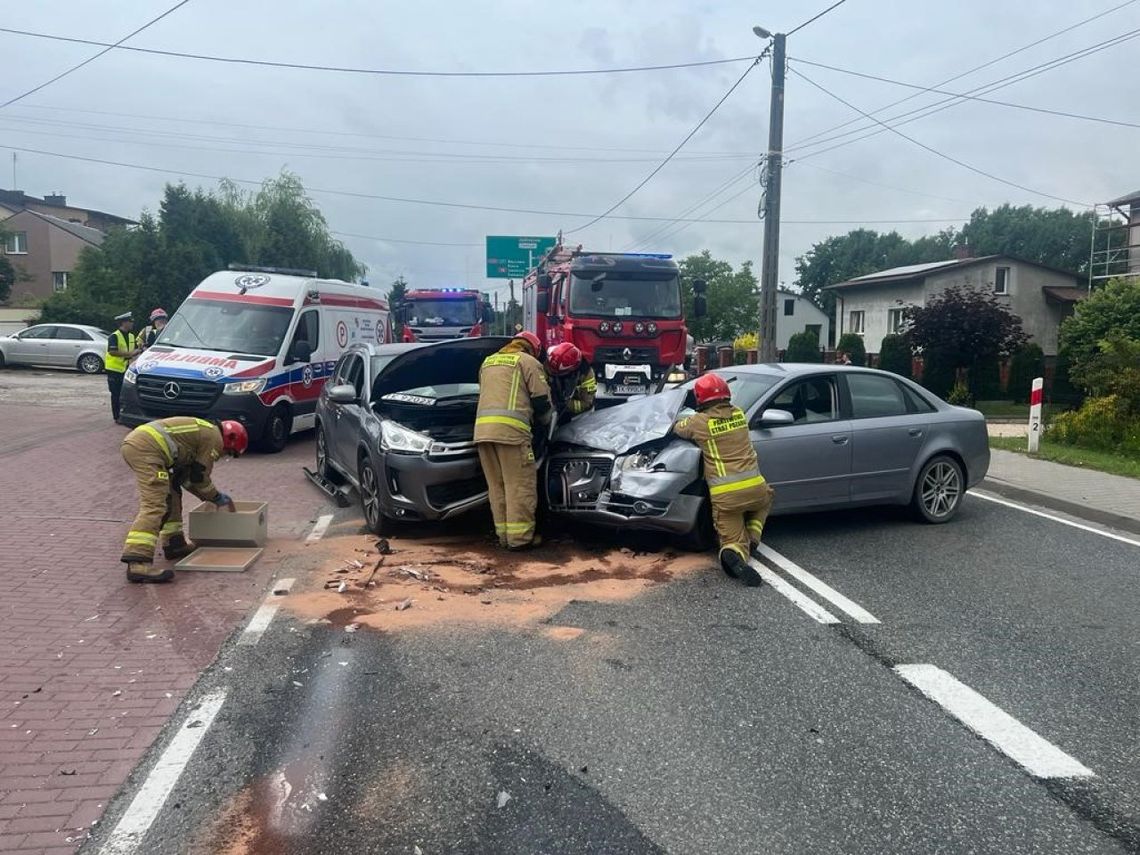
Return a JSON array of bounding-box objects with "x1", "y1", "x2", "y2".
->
[
  {"x1": 788, "y1": 66, "x2": 1091, "y2": 206},
  {"x1": 790, "y1": 55, "x2": 1140, "y2": 129},
  {"x1": 0, "y1": 27, "x2": 756, "y2": 78},
  {"x1": 788, "y1": 26, "x2": 1140, "y2": 159},
  {"x1": 788, "y1": 0, "x2": 849, "y2": 36},
  {"x1": 0, "y1": 1, "x2": 192, "y2": 110},
  {"x1": 332, "y1": 231, "x2": 480, "y2": 248},
  {"x1": 564, "y1": 56, "x2": 762, "y2": 235},
  {"x1": 786, "y1": 0, "x2": 1139, "y2": 151},
  {"x1": 787, "y1": 160, "x2": 971, "y2": 204},
  {"x1": 624, "y1": 162, "x2": 758, "y2": 251}
]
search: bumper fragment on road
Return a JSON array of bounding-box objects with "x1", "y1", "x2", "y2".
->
[{"x1": 894, "y1": 664, "x2": 1094, "y2": 780}]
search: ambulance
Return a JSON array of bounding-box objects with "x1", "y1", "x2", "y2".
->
[{"x1": 119, "y1": 265, "x2": 393, "y2": 452}]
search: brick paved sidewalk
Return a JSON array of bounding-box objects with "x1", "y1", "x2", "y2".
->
[
  {"x1": 0, "y1": 403, "x2": 334, "y2": 853},
  {"x1": 984, "y1": 449, "x2": 1140, "y2": 532}
]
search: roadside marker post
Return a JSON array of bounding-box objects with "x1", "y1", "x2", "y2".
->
[{"x1": 1028, "y1": 376, "x2": 1044, "y2": 453}]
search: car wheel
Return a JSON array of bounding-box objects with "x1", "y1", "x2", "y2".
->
[
  {"x1": 257, "y1": 404, "x2": 291, "y2": 453},
  {"x1": 675, "y1": 499, "x2": 715, "y2": 552},
  {"x1": 315, "y1": 423, "x2": 335, "y2": 480},
  {"x1": 0, "y1": 351, "x2": 6, "y2": 369},
  {"x1": 77, "y1": 353, "x2": 103, "y2": 374},
  {"x1": 358, "y1": 454, "x2": 392, "y2": 535},
  {"x1": 912, "y1": 454, "x2": 965, "y2": 524}
]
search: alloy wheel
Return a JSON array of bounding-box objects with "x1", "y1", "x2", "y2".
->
[
  {"x1": 921, "y1": 460, "x2": 961, "y2": 519},
  {"x1": 360, "y1": 461, "x2": 380, "y2": 527}
]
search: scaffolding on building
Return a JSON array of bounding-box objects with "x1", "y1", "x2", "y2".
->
[{"x1": 1089, "y1": 190, "x2": 1140, "y2": 287}]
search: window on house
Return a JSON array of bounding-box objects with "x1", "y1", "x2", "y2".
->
[
  {"x1": 4, "y1": 232, "x2": 28, "y2": 254},
  {"x1": 994, "y1": 266, "x2": 1010, "y2": 295},
  {"x1": 849, "y1": 310, "x2": 865, "y2": 334},
  {"x1": 52, "y1": 272, "x2": 68, "y2": 292},
  {"x1": 887, "y1": 308, "x2": 906, "y2": 334},
  {"x1": 784, "y1": 298, "x2": 795, "y2": 316}
]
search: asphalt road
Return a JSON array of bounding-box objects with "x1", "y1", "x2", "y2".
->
[{"x1": 77, "y1": 489, "x2": 1140, "y2": 855}]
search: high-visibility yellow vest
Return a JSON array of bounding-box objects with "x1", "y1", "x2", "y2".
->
[{"x1": 104, "y1": 330, "x2": 138, "y2": 373}]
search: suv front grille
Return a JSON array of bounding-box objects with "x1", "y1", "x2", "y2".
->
[
  {"x1": 594, "y1": 346, "x2": 658, "y2": 364},
  {"x1": 136, "y1": 374, "x2": 221, "y2": 413},
  {"x1": 546, "y1": 456, "x2": 614, "y2": 510},
  {"x1": 426, "y1": 475, "x2": 487, "y2": 509}
]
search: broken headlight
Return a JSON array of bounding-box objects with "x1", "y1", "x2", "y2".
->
[
  {"x1": 618, "y1": 450, "x2": 660, "y2": 472},
  {"x1": 380, "y1": 419, "x2": 432, "y2": 453}
]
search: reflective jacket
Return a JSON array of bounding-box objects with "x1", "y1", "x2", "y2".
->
[
  {"x1": 127, "y1": 417, "x2": 224, "y2": 501},
  {"x1": 550, "y1": 362, "x2": 598, "y2": 417},
  {"x1": 673, "y1": 402, "x2": 766, "y2": 497},
  {"x1": 104, "y1": 330, "x2": 138, "y2": 373},
  {"x1": 474, "y1": 342, "x2": 552, "y2": 445}
]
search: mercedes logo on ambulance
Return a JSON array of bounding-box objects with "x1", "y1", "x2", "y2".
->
[{"x1": 162, "y1": 381, "x2": 181, "y2": 400}]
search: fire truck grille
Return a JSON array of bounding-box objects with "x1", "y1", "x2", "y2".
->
[{"x1": 594, "y1": 346, "x2": 658, "y2": 364}]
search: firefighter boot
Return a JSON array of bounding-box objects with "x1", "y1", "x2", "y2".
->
[
  {"x1": 163, "y1": 534, "x2": 196, "y2": 561},
  {"x1": 125, "y1": 561, "x2": 174, "y2": 583},
  {"x1": 720, "y1": 548, "x2": 762, "y2": 588}
]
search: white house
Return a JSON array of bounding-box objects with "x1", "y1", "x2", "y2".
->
[
  {"x1": 770, "y1": 288, "x2": 831, "y2": 351},
  {"x1": 825, "y1": 254, "x2": 1083, "y2": 356}
]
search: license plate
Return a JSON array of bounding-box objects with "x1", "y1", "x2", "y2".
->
[{"x1": 613, "y1": 384, "x2": 647, "y2": 395}]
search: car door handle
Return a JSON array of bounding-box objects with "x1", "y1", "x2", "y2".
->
[
  {"x1": 908, "y1": 428, "x2": 923, "y2": 437},
  {"x1": 831, "y1": 435, "x2": 849, "y2": 445}
]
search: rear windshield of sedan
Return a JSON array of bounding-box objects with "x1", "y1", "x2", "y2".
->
[{"x1": 381, "y1": 383, "x2": 480, "y2": 401}]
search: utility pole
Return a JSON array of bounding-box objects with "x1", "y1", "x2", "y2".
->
[
  {"x1": 508, "y1": 278, "x2": 516, "y2": 332},
  {"x1": 758, "y1": 32, "x2": 785, "y2": 363}
]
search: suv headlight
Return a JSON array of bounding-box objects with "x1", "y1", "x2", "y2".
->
[
  {"x1": 619, "y1": 450, "x2": 660, "y2": 472},
  {"x1": 223, "y1": 379, "x2": 267, "y2": 395},
  {"x1": 124, "y1": 366, "x2": 137, "y2": 385},
  {"x1": 380, "y1": 419, "x2": 432, "y2": 453}
]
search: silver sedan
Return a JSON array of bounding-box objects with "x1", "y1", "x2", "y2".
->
[
  {"x1": 547, "y1": 364, "x2": 990, "y2": 548},
  {"x1": 0, "y1": 323, "x2": 109, "y2": 373}
]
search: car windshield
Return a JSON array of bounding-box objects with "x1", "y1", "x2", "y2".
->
[
  {"x1": 679, "y1": 372, "x2": 781, "y2": 415},
  {"x1": 382, "y1": 383, "x2": 480, "y2": 401},
  {"x1": 407, "y1": 299, "x2": 478, "y2": 327},
  {"x1": 158, "y1": 299, "x2": 295, "y2": 356},
  {"x1": 568, "y1": 273, "x2": 681, "y2": 319}
]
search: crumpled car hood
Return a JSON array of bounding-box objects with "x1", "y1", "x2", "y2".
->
[
  {"x1": 554, "y1": 388, "x2": 689, "y2": 453},
  {"x1": 372, "y1": 336, "x2": 511, "y2": 399}
]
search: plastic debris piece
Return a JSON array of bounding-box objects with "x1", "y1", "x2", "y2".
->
[
  {"x1": 317, "y1": 792, "x2": 328, "y2": 801},
  {"x1": 292, "y1": 681, "x2": 303, "y2": 687},
  {"x1": 395, "y1": 598, "x2": 414, "y2": 611},
  {"x1": 337, "y1": 581, "x2": 348, "y2": 593},
  {"x1": 344, "y1": 624, "x2": 359, "y2": 633},
  {"x1": 111, "y1": 690, "x2": 122, "y2": 697},
  {"x1": 377, "y1": 538, "x2": 393, "y2": 555},
  {"x1": 496, "y1": 790, "x2": 512, "y2": 809}
]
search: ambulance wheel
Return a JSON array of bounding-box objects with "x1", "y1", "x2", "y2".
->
[
  {"x1": 358, "y1": 454, "x2": 392, "y2": 535},
  {"x1": 77, "y1": 353, "x2": 104, "y2": 374},
  {"x1": 258, "y1": 404, "x2": 292, "y2": 454}
]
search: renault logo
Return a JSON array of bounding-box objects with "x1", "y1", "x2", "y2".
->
[
  {"x1": 622, "y1": 347, "x2": 633, "y2": 361},
  {"x1": 162, "y1": 381, "x2": 181, "y2": 400}
]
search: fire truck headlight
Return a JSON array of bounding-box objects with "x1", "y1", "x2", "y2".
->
[
  {"x1": 613, "y1": 322, "x2": 624, "y2": 334},
  {"x1": 647, "y1": 322, "x2": 658, "y2": 334},
  {"x1": 634, "y1": 322, "x2": 645, "y2": 334},
  {"x1": 599, "y1": 322, "x2": 611, "y2": 334}
]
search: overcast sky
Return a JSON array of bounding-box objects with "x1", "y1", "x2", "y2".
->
[{"x1": 1, "y1": 0, "x2": 1137, "y2": 304}]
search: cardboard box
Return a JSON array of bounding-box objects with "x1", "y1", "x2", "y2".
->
[
  {"x1": 176, "y1": 547, "x2": 263, "y2": 573},
  {"x1": 188, "y1": 501, "x2": 268, "y2": 547}
]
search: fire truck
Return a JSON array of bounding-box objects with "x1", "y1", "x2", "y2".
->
[
  {"x1": 397, "y1": 288, "x2": 493, "y2": 343},
  {"x1": 521, "y1": 243, "x2": 705, "y2": 401}
]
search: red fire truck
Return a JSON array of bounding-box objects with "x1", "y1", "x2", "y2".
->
[
  {"x1": 397, "y1": 288, "x2": 493, "y2": 343},
  {"x1": 521, "y1": 243, "x2": 705, "y2": 400}
]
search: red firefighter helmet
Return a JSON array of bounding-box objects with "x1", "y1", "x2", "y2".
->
[
  {"x1": 220, "y1": 420, "x2": 249, "y2": 456},
  {"x1": 693, "y1": 373, "x2": 731, "y2": 407},
  {"x1": 513, "y1": 331, "x2": 543, "y2": 359},
  {"x1": 547, "y1": 342, "x2": 581, "y2": 376}
]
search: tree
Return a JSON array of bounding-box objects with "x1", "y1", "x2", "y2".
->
[
  {"x1": 878, "y1": 334, "x2": 912, "y2": 378},
  {"x1": 39, "y1": 171, "x2": 365, "y2": 327},
  {"x1": 905, "y1": 286, "x2": 1027, "y2": 398},
  {"x1": 836, "y1": 332, "x2": 867, "y2": 366},
  {"x1": 1070, "y1": 333, "x2": 1140, "y2": 414},
  {"x1": 1058, "y1": 277, "x2": 1140, "y2": 372},
  {"x1": 0, "y1": 254, "x2": 13, "y2": 304},
  {"x1": 1007, "y1": 343, "x2": 1044, "y2": 403},
  {"x1": 387, "y1": 275, "x2": 408, "y2": 308},
  {"x1": 785, "y1": 330, "x2": 822, "y2": 362},
  {"x1": 678, "y1": 251, "x2": 757, "y2": 342}
]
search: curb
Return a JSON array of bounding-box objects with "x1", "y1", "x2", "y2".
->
[{"x1": 981, "y1": 478, "x2": 1140, "y2": 538}]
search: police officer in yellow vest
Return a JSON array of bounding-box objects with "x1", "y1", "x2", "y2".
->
[
  {"x1": 105, "y1": 311, "x2": 141, "y2": 422},
  {"x1": 474, "y1": 331, "x2": 552, "y2": 550},
  {"x1": 673, "y1": 373, "x2": 774, "y2": 587}
]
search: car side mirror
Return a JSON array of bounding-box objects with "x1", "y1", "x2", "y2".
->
[
  {"x1": 692, "y1": 294, "x2": 707, "y2": 319},
  {"x1": 759, "y1": 408, "x2": 795, "y2": 426},
  {"x1": 290, "y1": 340, "x2": 313, "y2": 363},
  {"x1": 483, "y1": 304, "x2": 494, "y2": 324},
  {"x1": 536, "y1": 292, "x2": 550, "y2": 314},
  {"x1": 328, "y1": 384, "x2": 357, "y2": 404}
]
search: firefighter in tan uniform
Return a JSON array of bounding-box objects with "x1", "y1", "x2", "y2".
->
[
  {"x1": 474, "y1": 331, "x2": 552, "y2": 549},
  {"x1": 120, "y1": 417, "x2": 249, "y2": 583},
  {"x1": 673, "y1": 373, "x2": 774, "y2": 587},
  {"x1": 546, "y1": 342, "x2": 597, "y2": 423}
]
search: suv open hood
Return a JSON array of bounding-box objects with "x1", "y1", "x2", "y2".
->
[
  {"x1": 371, "y1": 336, "x2": 511, "y2": 399},
  {"x1": 554, "y1": 387, "x2": 689, "y2": 454}
]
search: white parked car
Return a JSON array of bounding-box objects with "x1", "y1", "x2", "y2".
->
[{"x1": 0, "y1": 323, "x2": 109, "y2": 373}]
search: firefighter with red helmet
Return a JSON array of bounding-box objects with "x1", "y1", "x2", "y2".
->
[
  {"x1": 546, "y1": 342, "x2": 597, "y2": 423},
  {"x1": 673, "y1": 373, "x2": 773, "y2": 586},
  {"x1": 119, "y1": 417, "x2": 248, "y2": 583},
  {"x1": 474, "y1": 331, "x2": 552, "y2": 549}
]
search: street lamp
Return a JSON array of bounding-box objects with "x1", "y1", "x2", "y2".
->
[{"x1": 753, "y1": 24, "x2": 786, "y2": 363}]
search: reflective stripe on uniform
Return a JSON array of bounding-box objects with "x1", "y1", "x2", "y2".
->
[
  {"x1": 503, "y1": 522, "x2": 534, "y2": 534},
  {"x1": 125, "y1": 530, "x2": 158, "y2": 546},
  {"x1": 709, "y1": 474, "x2": 767, "y2": 496},
  {"x1": 706, "y1": 438, "x2": 727, "y2": 477},
  {"x1": 475, "y1": 408, "x2": 532, "y2": 433},
  {"x1": 160, "y1": 522, "x2": 183, "y2": 535},
  {"x1": 483, "y1": 353, "x2": 521, "y2": 368},
  {"x1": 104, "y1": 330, "x2": 135, "y2": 373},
  {"x1": 747, "y1": 519, "x2": 765, "y2": 535},
  {"x1": 721, "y1": 543, "x2": 749, "y2": 558},
  {"x1": 138, "y1": 424, "x2": 175, "y2": 465},
  {"x1": 579, "y1": 377, "x2": 597, "y2": 392},
  {"x1": 708, "y1": 411, "x2": 747, "y2": 436}
]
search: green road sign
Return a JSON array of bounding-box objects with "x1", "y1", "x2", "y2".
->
[{"x1": 486, "y1": 235, "x2": 557, "y2": 279}]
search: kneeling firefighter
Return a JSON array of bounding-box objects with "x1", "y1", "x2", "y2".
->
[
  {"x1": 546, "y1": 342, "x2": 597, "y2": 424},
  {"x1": 474, "y1": 331, "x2": 552, "y2": 549},
  {"x1": 120, "y1": 417, "x2": 248, "y2": 583},
  {"x1": 672, "y1": 374, "x2": 774, "y2": 586}
]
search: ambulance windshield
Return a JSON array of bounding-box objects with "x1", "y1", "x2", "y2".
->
[{"x1": 159, "y1": 299, "x2": 295, "y2": 356}]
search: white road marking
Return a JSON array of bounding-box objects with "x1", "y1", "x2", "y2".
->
[
  {"x1": 754, "y1": 543, "x2": 880, "y2": 624},
  {"x1": 99, "y1": 689, "x2": 228, "y2": 855},
  {"x1": 238, "y1": 577, "x2": 295, "y2": 646},
  {"x1": 748, "y1": 558, "x2": 840, "y2": 624},
  {"x1": 972, "y1": 491, "x2": 1140, "y2": 549},
  {"x1": 306, "y1": 513, "x2": 334, "y2": 542},
  {"x1": 894, "y1": 664, "x2": 1094, "y2": 779}
]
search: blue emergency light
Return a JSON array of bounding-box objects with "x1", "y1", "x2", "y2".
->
[{"x1": 620, "y1": 252, "x2": 673, "y2": 259}]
